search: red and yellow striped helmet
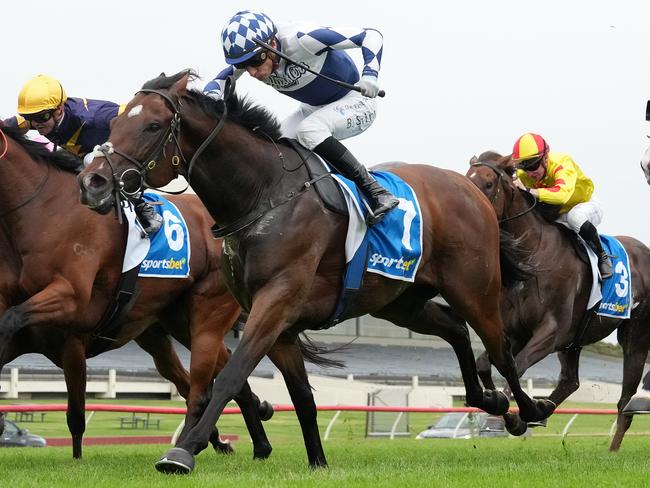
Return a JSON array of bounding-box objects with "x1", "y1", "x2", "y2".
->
[{"x1": 512, "y1": 132, "x2": 548, "y2": 162}]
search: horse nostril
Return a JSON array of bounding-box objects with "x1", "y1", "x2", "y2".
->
[{"x1": 84, "y1": 173, "x2": 109, "y2": 191}]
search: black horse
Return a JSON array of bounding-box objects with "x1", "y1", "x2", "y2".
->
[
  {"x1": 467, "y1": 151, "x2": 650, "y2": 451},
  {"x1": 78, "y1": 71, "x2": 554, "y2": 473}
]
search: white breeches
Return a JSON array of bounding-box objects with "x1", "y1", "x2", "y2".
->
[
  {"x1": 556, "y1": 196, "x2": 603, "y2": 233},
  {"x1": 281, "y1": 91, "x2": 378, "y2": 150}
]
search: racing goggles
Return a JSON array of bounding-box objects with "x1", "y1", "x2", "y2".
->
[
  {"x1": 516, "y1": 155, "x2": 544, "y2": 172},
  {"x1": 22, "y1": 110, "x2": 55, "y2": 124},
  {"x1": 234, "y1": 50, "x2": 269, "y2": 70}
]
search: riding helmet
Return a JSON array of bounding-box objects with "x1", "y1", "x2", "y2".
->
[
  {"x1": 221, "y1": 10, "x2": 276, "y2": 65},
  {"x1": 512, "y1": 132, "x2": 548, "y2": 162},
  {"x1": 17, "y1": 74, "x2": 67, "y2": 115}
]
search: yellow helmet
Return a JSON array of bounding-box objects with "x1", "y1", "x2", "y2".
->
[{"x1": 17, "y1": 74, "x2": 67, "y2": 115}]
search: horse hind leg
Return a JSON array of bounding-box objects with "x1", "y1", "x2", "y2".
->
[
  {"x1": 441, "y1": 287, "x2": 553, "y2": 424},
  {"x1": 373, "y1": 290, "x2": 509, "y2": 416},
  {"x1": 266, "y1": 335, "x2": 327, "y2": 468},
  {"x1": 611, "y1": 324, "x2": 650, "y2": 451}
]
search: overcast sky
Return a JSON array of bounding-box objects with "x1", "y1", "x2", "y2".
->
[{"x1": 5, "y1": 1, "x2": 650, "y2": 343}]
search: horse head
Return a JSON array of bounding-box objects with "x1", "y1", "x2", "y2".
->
[
  {"x1": 78, "y1": 70, "x2": 195, "y2": 213},
  {"x1": 466, "y1": 151, "x2": 517, "y2": 220}
]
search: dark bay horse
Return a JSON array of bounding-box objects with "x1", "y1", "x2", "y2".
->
[
  {"x1": 466, "y1": 152, "x2": 650, "y2": 450},
  {"x1": 0, "y1": 125, "x2": 274, "y2": 459},
  {"x1": 78, "y1": 70, "x2": 554, "y2": 473}
]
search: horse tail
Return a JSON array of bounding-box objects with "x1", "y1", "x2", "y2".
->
[
  {"x1": 499, "y1": 228, "x2": 536, "y2": 286},
  {"x1": 297, "y1": 334, "x2": 347, "y2": 369}
]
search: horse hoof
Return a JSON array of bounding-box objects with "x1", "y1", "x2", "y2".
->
[
  {"x1": 504, "y1": 413, "x2": 528, "y2": 436},
  {"x1": 622, "y1": 395, "x2": 650, "y2": 416},
  {"x1": 214, "y1": 440, "x2": 235, "y2": 455},
  {"x1": 258, "y1": 401, "x2": 274, "y2": 421},
  {"x1": 483, "y1": 390, "x2": 510, "y2": 417},
  {"x1": 536, "y1": 398, "x2": 556, "y2": 419},
  {"x1": 527, "y1": 418, "x2": 547, "y2": 428},
  {"x1": 155, "y1": 447, "x2": 195, "y2": 474},
  {"x1": 253, "y1": 440, "x2": 272, "y2": 460}
]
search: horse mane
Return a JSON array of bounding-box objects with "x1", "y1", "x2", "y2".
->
[
  {"x1": 1, "y1": 124, "x2": 81, "y2": 172},
  {"x1": 142, "y1": 70, "x2": 283, "y2": 141}
]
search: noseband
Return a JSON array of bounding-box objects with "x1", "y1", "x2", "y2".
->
[{"x1": 470, "y1": 161, "x2": 536, "y2": 223}]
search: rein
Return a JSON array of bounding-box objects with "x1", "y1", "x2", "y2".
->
[
  {"x1": 0, "y1": 129, "x2": 8, "y2": 159},
  {"x1": 0, "y1": 130, "x2": 50, "y2": 220},
  {"x1": 470, "y1": 161, "x2": 537, "y2": 223}
]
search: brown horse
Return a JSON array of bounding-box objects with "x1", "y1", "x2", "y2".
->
[
  {"x1": 0, "y1": 124, "x2": 274, "y2": 459},
  {"x1": 78, "y1": 70, "x2": 554, "y2": 474},
  {"x1": 466, "y1": 151, "x2": 650, "y2": 450}
]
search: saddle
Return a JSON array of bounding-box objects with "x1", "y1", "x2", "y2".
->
[{"x1": 283, "y1": 139, "x2": 348, "y2": 216}]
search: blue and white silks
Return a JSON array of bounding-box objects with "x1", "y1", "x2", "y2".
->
[{"x1": 333, "y1": 171, "x2": 423, "y2": 282}]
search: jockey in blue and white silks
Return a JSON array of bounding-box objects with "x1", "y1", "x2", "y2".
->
[{"x1": 204, "y1": 10, "x2": 398, "y2": 226}]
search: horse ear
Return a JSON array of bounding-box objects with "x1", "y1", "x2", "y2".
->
[
  {"x1": 498, "y1": 155, "x2": 516, "y2": 175},
  {"x1": 172, "y1": 72, "x2": 190, "y2": 96},
  {"x1": 469, "y1": 155, "x2": 478, "y2": 165}
]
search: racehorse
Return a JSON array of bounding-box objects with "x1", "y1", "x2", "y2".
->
[
  {"x1": 78, "y1": 70, "x2": 554, "y2": 473},
  {"x1": 0, "y1": 124, "x2": 276, "y2": 459},
  {"x1": 467, "y1": 151, "x2": 650, "y2": 451}
]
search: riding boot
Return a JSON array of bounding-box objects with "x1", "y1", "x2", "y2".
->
[
  {"x1": 578, "y1": 221, "x2": 613, "y2": 280},
  {"x1": 313, "y1": 137, "x2": 398, "y2": 226},
  {"x1": 134, "y1": 197, "x2": 163, "y2": 236}
]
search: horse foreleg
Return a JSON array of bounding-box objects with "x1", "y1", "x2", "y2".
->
[
  {"x1": 134, "y1": 325, "x2": 236, "y2": 455},
  {"x1": 155, "y1": 282, "x2": 304, "y2": 474},
  {"x1": 267, "y1": 335, "x2": 327, "y2": 468},
  {"x1": 62, "y1": 335, "x2": 87, "y2": 459},
  {"x1": 610, "y1": 323, "x2": 650, "y2": 452},
  {"x1": 547, "y1": 347, "x2": 581, "y2": 407},
  {"x1": 442, "y1": 287, "x2": 553, "y2": 424},
  {"x1": 0, "y1": 278, "x2": 87, "y2": 359},
  {"x1": 476, "y1": 351, "x2": 497, "y2": 391}
]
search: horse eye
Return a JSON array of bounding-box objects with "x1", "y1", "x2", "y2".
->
[
  {"x1": 145, "y1": 122, "x2": 162, "y2": 133},
  {"x1": 486, "y1": 181, "x2": 493, "y2": 189}
]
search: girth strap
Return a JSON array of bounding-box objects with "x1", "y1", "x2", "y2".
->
[{"x1": 87, "y1": 264, "x2": 141, "y2": 357}]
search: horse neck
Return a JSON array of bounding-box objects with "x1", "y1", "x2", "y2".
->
[
  {"x1": 499, "y1": 183, "x2": 547, "y2": 246},
  {"x1": 0, "y1": 138, "x2": 53, "y2": 227},
  {"x1": 186, "y1": 121, "x2": 288, "y2": 226}
]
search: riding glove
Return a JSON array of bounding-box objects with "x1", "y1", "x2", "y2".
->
[{"x1": 359, "y1": 75, "x2": 380, "y2": 98}]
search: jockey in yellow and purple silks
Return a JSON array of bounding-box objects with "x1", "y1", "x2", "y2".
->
[
  {"x1": 511, "y1": 132, "x2": 613, "y2": 279},
  {"x1": 2, "y1": 74, "x2": 162, "y2": 235}
]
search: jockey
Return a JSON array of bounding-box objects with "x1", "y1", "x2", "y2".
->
[
  {"x1": 3, "y1": 74, "x2": 162, "y2": 235},
  {"x1": 204, "y1": 10, "x2": 399, "y2": 226},
  {"x1": 511, "y1": 132, "x2": 613, "y2": 279}
]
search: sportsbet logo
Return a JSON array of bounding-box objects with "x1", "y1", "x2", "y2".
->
[
  {"x1": 369, "y1": 253, "x2": 416, "y2": 272},
  {"x1": 141, "y1": 257, "x2": 187, "y2": 272}
]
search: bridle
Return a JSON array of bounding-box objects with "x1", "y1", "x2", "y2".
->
[
  {"x1": 469, "y1": 161, "x2": 536, "y2": 223},
  {"x1": 92, "y1": 85, "x2": 228, "y2": 221},
  {"x1": 0, "y1": 128, "x2": 8, "y2": 160}
]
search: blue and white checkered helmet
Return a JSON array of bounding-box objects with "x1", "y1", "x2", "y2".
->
[{"x1": 221, "y1": 10, "x2": 276, "y2": 65}]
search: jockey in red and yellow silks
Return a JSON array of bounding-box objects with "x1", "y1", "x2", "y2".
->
[
  {"x1": 512, "y1": 132, "x2": 612, "y2": 280},
  {"x1": 515, "y1": 152, "x2": 593, "y2": 214}
]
